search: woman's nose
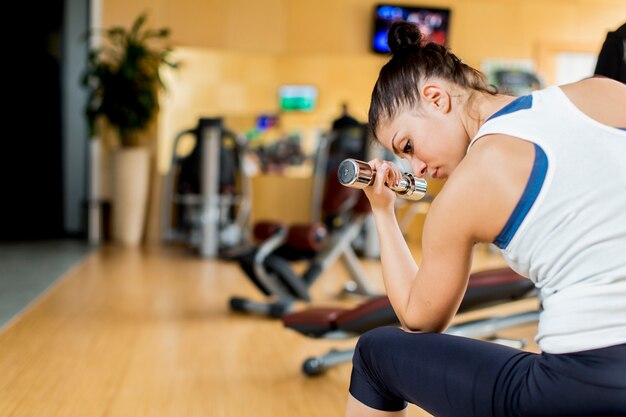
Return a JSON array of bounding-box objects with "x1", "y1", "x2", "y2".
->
[{"x1": 412, "y1": 160, "x2": 428, "y2": 178}]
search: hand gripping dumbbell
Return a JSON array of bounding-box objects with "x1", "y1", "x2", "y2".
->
[{"x1": 337, "y1": 158, "x2": 428, "y2": 201}]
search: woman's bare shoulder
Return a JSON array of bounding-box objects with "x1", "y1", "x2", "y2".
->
[
  {"x1": 560, "y1": 78, "x2": 626, "y2": 127},
  {"x1": 563, "y1": 76, "x2": 626, "y2": 90}
]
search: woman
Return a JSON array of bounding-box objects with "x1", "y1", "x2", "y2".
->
[{"x1": 345, "y1": 22, "x2": 626, "y2": 417}]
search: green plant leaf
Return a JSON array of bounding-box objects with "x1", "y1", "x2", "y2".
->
[{"x1": 80, "y1": 12, "x2": 180, "y2": 147}]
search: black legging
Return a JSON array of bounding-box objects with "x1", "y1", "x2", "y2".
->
[{"x1": 350, "y1": 327, "x2": 626, "y2": 417}]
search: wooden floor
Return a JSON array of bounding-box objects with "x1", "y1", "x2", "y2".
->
[{"x1": 0, "y1": 244, "x2": 539, "y2": 417}]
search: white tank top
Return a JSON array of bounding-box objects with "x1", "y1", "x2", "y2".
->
[{"x1": 468, "y1": 86, "x2": 626, "y2": 353}]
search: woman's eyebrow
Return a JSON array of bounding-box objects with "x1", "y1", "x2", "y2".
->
[{"x1": 391, "y1": 131, "x2": 401, "y2": 154}]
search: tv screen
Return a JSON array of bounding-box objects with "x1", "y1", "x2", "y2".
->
[
  {"x1": 278, "y1": 85, "x2": 318, "y2": 112},
  {"x1": 372, "y1": 4, "x2": 451, "y2": 53}
]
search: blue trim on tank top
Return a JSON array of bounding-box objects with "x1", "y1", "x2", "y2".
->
[
  {"x1": 486, "y1": 94, "x2": 533, "y2": 122},
  {"x1": 618, "y1": 128, "x2": 626, "y2": 131},
  {"x1": 493, "y1": 144, "x2": 548, "y2": 249}
]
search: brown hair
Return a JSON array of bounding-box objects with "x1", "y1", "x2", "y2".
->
[{"x1": 368, "y1": 22, "x2": 495, "y2": 139}]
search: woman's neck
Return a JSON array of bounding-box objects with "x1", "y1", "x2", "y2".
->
[{"x1": 459, "y1": 92, "x2": 517, "y2": 140}]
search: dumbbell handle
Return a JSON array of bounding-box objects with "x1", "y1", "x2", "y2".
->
[{"x1": 337, "y1": 158, "x2": 428, "y2": 201}]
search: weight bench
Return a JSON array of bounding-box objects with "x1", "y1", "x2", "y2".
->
[
  {"x1": 282, "y1": 267, "x2": 539, "y2": 375},
  {"x1": 230, "y1": 182, "x2": 379, "y2": 318}
]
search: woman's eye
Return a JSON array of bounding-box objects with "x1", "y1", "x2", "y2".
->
[{"x1": 402, "y1": 141, "x2": 412, "y2": 154}]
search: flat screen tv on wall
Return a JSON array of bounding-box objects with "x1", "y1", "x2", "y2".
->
[{"x1": 372, "y1": 4, "x2": 451, "y2": 54}]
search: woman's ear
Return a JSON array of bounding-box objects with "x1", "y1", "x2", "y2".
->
[{"x1": 421, "y1": 84, "x2": 451, "y2": 113}]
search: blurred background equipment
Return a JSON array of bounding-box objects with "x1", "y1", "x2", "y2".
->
[
  {"x1": 162, "y1": 118, "x2": 251, "y2": 259},
  {"x1": 593, "y1": 21, "x2": 626, "y2": 83},
  {"x1": 482, "y1": 59, "x2": 543, "y2": 96},
  {"x1": 492, "y1": 69, "x2": 542, "y2": 96},
  {"x1": 229, "y1": 124, "x2": 377, "y2": 317}
]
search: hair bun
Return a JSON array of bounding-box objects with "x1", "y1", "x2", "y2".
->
[{"x1": 387, "y1": 21, "x2": 423, "y2": 53}]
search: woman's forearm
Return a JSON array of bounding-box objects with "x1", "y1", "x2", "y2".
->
[{"x1": 372, "y1": 207, "x2": 418, "y2": 328}]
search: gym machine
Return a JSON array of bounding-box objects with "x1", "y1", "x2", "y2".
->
[
  {"x1": 161, "y1": 118, "x2": 251, "y2": 258},
  {"x1": 229, "y1": 126, "x2": 382, "y2": 317}
]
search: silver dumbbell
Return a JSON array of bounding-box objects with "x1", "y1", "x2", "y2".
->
[{"x1": 337, "y1": 158, "x2": 428, "y2": 201}]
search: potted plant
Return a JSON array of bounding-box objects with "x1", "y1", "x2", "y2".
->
[{"x1": 82, "y1": 13, "x2": 178, "y2": 246}]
